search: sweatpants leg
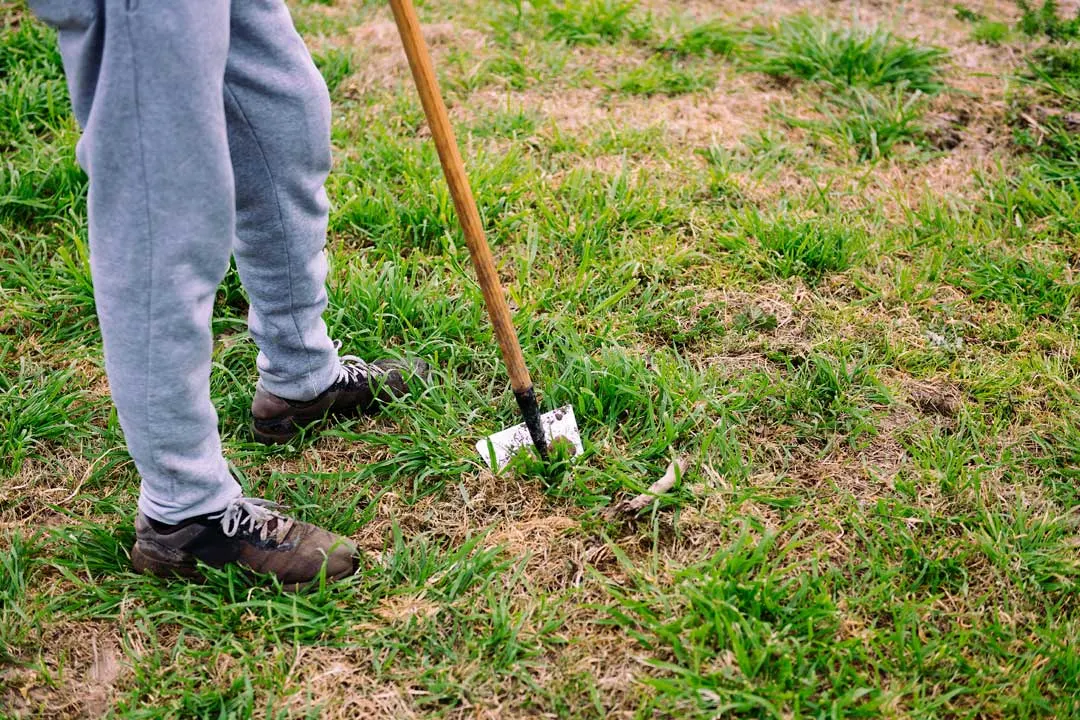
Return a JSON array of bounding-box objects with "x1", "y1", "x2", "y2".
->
[
  {"x1": 225, "y1": 0, "x2": 341, "y2": 403},
  {"x1": 45, "y1": 0, "x2": 241, "y2": 523}
]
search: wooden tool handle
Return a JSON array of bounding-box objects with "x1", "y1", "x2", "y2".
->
[{"x1": 388, "y1": 0, "x2": 533, "y2": 395}]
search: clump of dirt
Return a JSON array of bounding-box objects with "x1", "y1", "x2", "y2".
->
[{"x1": 905, "y1": 378, "x2": 963, "y2": 417}]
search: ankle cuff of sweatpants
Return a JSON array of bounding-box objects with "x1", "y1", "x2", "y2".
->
[
  {"x1": 137, "y1": 474, "x2": 243, "y2": 526},
  {"x1": 257, "y1": 356, "x2": 342, "y2": 403}
]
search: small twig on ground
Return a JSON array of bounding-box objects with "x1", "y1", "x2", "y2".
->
[{"x1": 607, "y1": 457, "x2": 689, "y2": 516}]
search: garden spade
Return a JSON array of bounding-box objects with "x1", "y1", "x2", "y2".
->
[{"x1": 388, "y1": 0, "x2": 583, "y2": 470}]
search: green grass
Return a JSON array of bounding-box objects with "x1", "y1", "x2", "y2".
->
[
  {"x1": 972, "y1": 20, "x2": 1011, "y2": 45},
  {"x1": 609, "y1": 55, "x2": 716, "y2": 96},
  {"x1": 313, "y1": 47, "x2": 355, "y2": 97},
  {"x1": 1012, "y1": 44, "x2": 1080, "y2": 184},
  {"x1": 953, "y1": 5, "x2": 985, "y2": 23},
  {"x1": 4, "y1": 0, "x2": 1080, "y2": 717},
  {"x1": 0, "y1": 361, "x2": 98, "y2": 475},
  {"x1": 0, "y1": 19, "x2": 67, "y2": 142},
  {"x1": 953, "y1": 4, "x2": 1012, "y2": 45},
  {"x1": 1017, "y1": 0, "x2": 1080, "y2": 40},
  {"x1": 0, "y1": 533, "x2": 35, "y2": 661},
  {"x1": 655, "y1": 18, "x2": 741, "y2": 58},
  {"x1": 957, "y1": 248, "x2": 1078, "y2": 320},
  {"x1": 605, "y1": 527, "x2": 872, "y2": 716},
  {"x1": 1001, "y1": 34, "x2": 1080, "y2": 240},
  {"x1": 748, "y1": 15, "x2": 944, "y2": 163},
  {"x1": 744, "y1": 213, "x2": 863, "y2": 280},
  {"x1": 753, "y1": 15, "x2": 948, "y2": 94},
  {"x1": 542, "y1": 0, "x2": 649, "y2": 46},
  {"x1": 788, "y1": 86, "x2": 930, "y2": 160}
]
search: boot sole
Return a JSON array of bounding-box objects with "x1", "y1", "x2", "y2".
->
[
  {"x1": 131, "y1": 540, "x2": 201, "y2": 579},
  {"x1": 251, "y1": 364, "x2": 431, "y2": 446},
  {"x1": 131, "y1": 541, "x2": 357, "y2": 593},
  {"x1": 281, "y1": 563, "x2": 359, "y2": 593},
  {"x1": 251, "y1": 405, "x2": 375, "y2": 446},
  {"x1": 251, "y1": 418, "x2": 303, "y2": 445},
  {"x1": 252, "y1": 413, "x2": 343, "y2": 446}
]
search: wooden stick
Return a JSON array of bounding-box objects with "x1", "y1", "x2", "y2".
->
[{"x1": 388, "y1": 0, "x2": 547, "y2": 458}]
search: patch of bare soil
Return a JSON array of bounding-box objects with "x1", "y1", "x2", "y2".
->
[
  {"x1": 694, "y1": 284, "x2": 817, "y2": 369},
  {"x1": 1, "y1": 621, "x2": 131, "y2": 719},
  {"x1": 899, "y1": 376, "x2": 964, "y2": 418},
  {"x1": 338, "y1": 19, "x2": 490, "y2": 97},
  {"x1": 470, "y1": 65, "x2": 799, "y2": 152}
]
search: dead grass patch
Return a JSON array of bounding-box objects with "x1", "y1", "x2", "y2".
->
[
  {"x1": 255, "y1": 432, "x2": 397, "y2": 479},
  {"x1": 372, "y1": 594, "x2": 442, "y2": 624},
  {"x1": 338, "y1": 19, "x2": 489, "y2": 97},
  {"x1": 1, "y1": 620, "x2": 131, "y2": 719},
  {"x1": 470, "y1": 66, "x2": 802, "y2": 153},
  {"x1": 351, "y1": 467, "x2": 576, "y2": 561},
  {"x1": 611, "y1": 72, "x2": 796, "y2": 149},
  {"x1": 544, "y1": 592, "x2": 657, "y2": 718},
  {"x1": 282, "y1": 653, "x2": 421, "y2": 720},
  {"x1": 694, "y1": 284, "x2": 816, "y2": 365},
  {"x1": 896, "y1": 374, "x2": 964, "y2": 418},
  {"x1": 0, "y1": 449, "x2": 106, "y2": 530},
  {"x1": 281, "y1": 644, "x2": 576, "y2": 719}
]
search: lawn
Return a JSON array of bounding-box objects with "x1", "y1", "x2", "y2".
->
[{"x1": 3, "y1": 0, "x2": 1080, "y2": 717}]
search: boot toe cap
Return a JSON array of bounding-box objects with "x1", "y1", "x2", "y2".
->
[{"x1": 323, "y1": 537, "x2": 360, "y2": 580}]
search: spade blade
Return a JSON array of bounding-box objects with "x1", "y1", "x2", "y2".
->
[{"x1": 477, "y1": 405, "x2": 583, "y2": 470}]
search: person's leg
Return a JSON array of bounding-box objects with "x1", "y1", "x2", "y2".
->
[
  {"x1": 48, "y1": 0, "x2": 241, "y2": 524},
  {"x1": 31, "y1": 0, "x2": 359, "y2": 588},
  {"x1": 224, "y1": 0, "x2": 340, "y2": 404},
  {"x1": 223, "y1": 0, "x2": 431, "y2": 445}
]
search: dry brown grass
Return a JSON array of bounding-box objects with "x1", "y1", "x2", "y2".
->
[
  {"x1": 0, "y1": 449, "x2": 110, "y2": 531},
  {"x1": 341, "y1": 19, "x2": 490, "y2": 97},
  {"x1": 1, "y1": 620, "x2": 131, "y2": 719}
]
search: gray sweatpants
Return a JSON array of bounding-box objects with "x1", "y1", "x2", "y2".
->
[{"x1": 31, "y1": 0, "x2": 343, "y2": 523}]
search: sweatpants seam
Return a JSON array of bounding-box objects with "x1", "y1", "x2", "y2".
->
[
  {"x1": 223, "y1": 81, "x2": 318, "y2": 398},
  {"x1": 124, "y1": 9, "x2": 164, "y2": 494}
]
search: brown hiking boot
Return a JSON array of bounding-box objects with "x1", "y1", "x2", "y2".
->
[
  {"x1": 131, "y1": 497, "x2": 359, "y2": 592},
  {"x1": 251, "y1": 348, "x2": 431, "y2": 445}
]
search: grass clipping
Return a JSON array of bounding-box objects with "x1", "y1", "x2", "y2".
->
[{"x1": 607, "y1": 457, "x2": 689, "y2": 516}]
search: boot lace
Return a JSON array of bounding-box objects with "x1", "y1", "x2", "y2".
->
[
  {"x1": 333, "y1": 339, "x2": 385, "y2": 386},
  {"x1": 211, "y1": 497, "x2": 295, "y2": 545}
]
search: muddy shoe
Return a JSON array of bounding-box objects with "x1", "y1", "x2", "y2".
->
[
  {"x1": 131, "y1": 497, "x2": 359, "y2": 591},
  {"x1": 252, "y1": 347, "x2": 431, "y2": 445}
]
